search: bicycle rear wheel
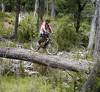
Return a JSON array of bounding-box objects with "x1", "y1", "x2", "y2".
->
[{"x1": 46, "y1": 39, "x2": 58, "y2": 55}]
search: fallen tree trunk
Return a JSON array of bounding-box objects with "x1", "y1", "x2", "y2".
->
[{"x1": 0, "y1": 48, "x2": 93, "y2": 72}]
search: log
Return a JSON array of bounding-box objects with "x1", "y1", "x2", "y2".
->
[{"x1": 0, "y1": 48, "x2": 93, "y2": 72}]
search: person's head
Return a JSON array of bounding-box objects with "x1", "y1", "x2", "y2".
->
[{"x1": 45, "y1": 19, "x2": 50, "y2": 23}]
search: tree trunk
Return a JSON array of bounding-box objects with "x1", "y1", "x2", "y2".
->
[
  {"x1": 81, "y1": 0, "x2": 100, "y2": 92},
  {"x1": 0, "y1": 48, "x2": 92, "y2": 72},
  {"x1": 34, "y1": 0, "x2": 40, "y2": 31},
  {"x1": 75, "y1": 12, "x2": 81, "y2": 33},
  {"x1": 74, "y1": 0, "x2": 81, "y2": 33},
  {"x1": 36, "y1": 0, "x2": 45, "y2": 31},
  {"x1": 13, "y1": 0, "x2": 20, "y2": 39},
  {"x1": 34, "y1": 0, "x2": 39, "y2": 17},
  {"x1": 1, "y1": 2, "x2": 5, "y2": 12},
  {"x1": 87, "y1": 3, "x2": 97, "y2": 50},
  {"x1": 39, "y1": 0, "x2": 45, "y2": 20},
  {"x1": 46, "y1": 0, "x2": 49, "y2": 16},
  {"x1": 74, "y1": 0, "x2": 87, "y2": 33},
  {"x1": 51, "y1": 0, "x2": 56, "y2": 18}
]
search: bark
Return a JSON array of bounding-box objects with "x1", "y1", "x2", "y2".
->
[
  {"x1": 13, "y1": 0, "x2": 20, "y2": 39},
  {"x1": 46, "y1": 0, "x2": 49, "y2": 16},
  {"x1": 34, "y1": 0, "x2": 40, "y2": 31},
  {"x1": 1, "y1": 2, "x2": 5, "y2": 12},
  {"x1": 36, "y1": 0, "x2": 45, "y2": 31},
  {"x1": 87, "y1": 8, "x2": 97, "y2": 50},
  {"x1": 94, "y1": 0, "x2": 100, "y2": 59},
  {"x1": 87, "y1": 1, "x2": 97, "y2": 50},
  {"x1": 51, "y1": 0, "x2": 56, "y2": 18},
  {"x1": 0, "y1": 48, "x2": 92, "y2": 72},
  {"x1": 75, "y1": 0, "x2": 81, "y2": 33},
  {"x1": 34, "y1": 0, "x2": 39, "y2": 17},
  {"x1": 74, "y1": 0, "x2": 87, "y2": 33},
  {"x1": 37, "y1": 0, "x2": 45, "y2": 21}
]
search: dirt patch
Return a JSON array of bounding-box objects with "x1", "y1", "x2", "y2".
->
[{"x1": 3, "y1": 21, "x2": 14, "y2": 29}]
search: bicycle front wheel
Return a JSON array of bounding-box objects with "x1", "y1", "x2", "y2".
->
[
  {"x1": 46, "y1": 39, "x2": 58, "y2": 55},
  {"x1": 30, "y1": 38, "x2": 39, "y2": 52}
]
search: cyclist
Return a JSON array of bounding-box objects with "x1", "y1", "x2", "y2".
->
[{"x1": 37, "y1": 19, "x2": 52, "y2": 50}]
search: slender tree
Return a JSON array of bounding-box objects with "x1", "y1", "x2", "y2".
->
[
  {"x1": 13, "y1": 0, "x2": 20, "y2": 39},
  {"x1": 46, "y1": 0, "x2": 49, "y2": 16},
  {"x1": 34, "y1": 0, "x2": 39, "y2": 17},
  {"x1": 87, "y1": 2, "x2": 96, "y2": 50},
  {"x1": 1, "y1": 0, "x2": 5, "y2": 12},
  {"x1": 74, "y1": 0, "x2": 88, "y2": 33},
  {"x1": 38, "y1": 0, "x2": 45, "y2": 21},
  {"x1": 36, "y1": 0, "x2": 45, "y2": 31},
  {"x1": 56, "y1": 0, "x2": 88, "y2": 32},
  {"x1": 51, "y1": 0, "x2": 56, "y2": 18}
]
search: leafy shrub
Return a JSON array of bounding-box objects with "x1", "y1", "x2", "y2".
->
[
  {"x1": 54, "y1": 16, "x2": 79, "y2": 51},
  {"x1": 0, "y1": 12, "x2": 14, "y2": 36},
  {"x1": 53, "y1": 15, "x2": 90, "y2": 51},
  {"x1": 0, "y1": 12, "x2": 5, "y2": 21},
  {"x1": 0, "y1": 22, "x2": 13, "y2": 36},
  {"x1": 18, "y1": 13, "x2": 38, "y2": 42},
  {"x1": 79, "y1": 21, "x2": 90, "y2": 47}
]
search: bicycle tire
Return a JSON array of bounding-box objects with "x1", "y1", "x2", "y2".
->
[
  {"x1": 30, "y1": 38, "x2": 39, "y2": 51},
  {"x1": 46, "y1": 39, "x2": 58, "y2": 55}
]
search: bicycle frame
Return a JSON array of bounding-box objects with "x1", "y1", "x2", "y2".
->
[
  {"x1": 39, "y1": 36, "x2": 50, "y2": 49},
  {"x1": 30, "y1": 33, "x2": 58, "y2": 55}
]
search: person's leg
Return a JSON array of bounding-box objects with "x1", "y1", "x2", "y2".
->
[
  {"x1": 37, "y1": 34, "x2": 45, "y2": 51},
  {"x1": 37, "y1": 33, "x2": 49, "y2": 50},
  {"x1": 43, "y1": 33, "x2": 49, "y2": 48},
  {"x1": 36, "y1": 35, "x2": 43, "y2": 51}
]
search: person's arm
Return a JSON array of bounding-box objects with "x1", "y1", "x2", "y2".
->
[
  {"x1": 47, "y1": 23, "x2": 52, "y2": 33},
  {"x1": 49, "y1": 25, "x2": 52, "y2": 33}
]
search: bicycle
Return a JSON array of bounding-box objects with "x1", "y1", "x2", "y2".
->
[{"x1": 30, "y1": 34, "x2": 58, "y2": 55}]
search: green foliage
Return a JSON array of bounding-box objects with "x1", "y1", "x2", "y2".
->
[
  {"x1": 0, "y1": 12, "x2": 5, "y2": 21},
  {"x1": 0, "y1": 69, "x2": 88, "y2": 92},
  {"x1": 1, "y1": 0, "x2": 15, "y2": 12},
  {"x1": 0, "y1": 12, "x2": 14, "y2": 36},
  {"x1": 80, "y1": 21, "x2": 90, "y2": 34},
  {"x1": 0, "y1": 22, "x2": 12, "y2": 36},
  {"x1": 56, "y1": 0, "x2": 92, "y2": 15},
  {"x1": 52, "y1": 15, "x2": 90, "y2": 51},
  {"x1": 18, "y1": 13, "x2": 38, "y2": 42},
  {"x1": 24, "y1": 0, "x2": 35, "y2": 11},
  {"x1": 79, "y1": 21, "x2": 90, "y2": 47},
  {"x1": 0, "y1": 0, "x2": 35, "y2": 12},
  {"x1": 56, "y1": 0, "x2": 77, "y2": 14},
  {"x1": 0, "y1": 41, "x2": 16, "y2": 48},
  {"x1": 0, "y1": 23, "x2": 13, "y2": 37},
  {"x1": 54, "y1": 16, "x2": 79, "y2": 51},
  {"x1": 95, "y1": 77, "x2": 100, "y2": 92},
  {"x1": 0, "y1": 73, "x2": 72, "y2": 92}
]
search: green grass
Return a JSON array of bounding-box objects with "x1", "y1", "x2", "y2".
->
[
  {"x1": 0, "y1": 58, "x2": 88, "y2": 92},
  {"x1": 0, "y1": 76, "x2": 31, "y2": 92},
  {"x1": 0, "y1": 73, "x2": 75, "y2": 92},
  {"x1": 0, "y1": 12, "x2": 14, "y2": 37}
]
